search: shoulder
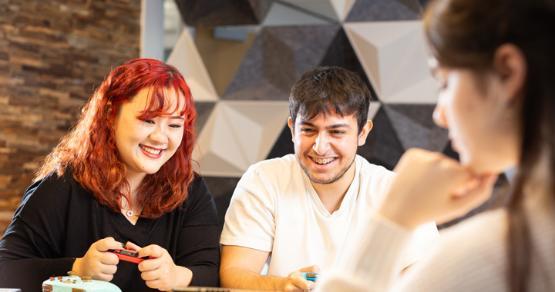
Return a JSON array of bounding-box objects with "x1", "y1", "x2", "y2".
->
[
  {"x1": 10, "y1": 169, "x2": 89, "y2": 232},
  {"x1": 16, "y1": 170, "x2": 78, "y2": 216},
  {"x1": 355, "y1": 155, "x2": 395, "y2": 203},
  {"x1": 404, "y1": 209, "x2": 508, "y2": 291},
  {"x1": 181, "y1": 173, "x2": 214, "y2": 206},
  {"x1": 356, "y1": 155, "x2": 394, "y2": 180},
  {"x1": 176, "y1": 174, "x2": 219, "y2": 222},
  {"x1": 247, "y1": 154, "x2": 297, "y2": 176},
  {"x1": 238, "y1": 154, "x2": 299, "y2": 188}
]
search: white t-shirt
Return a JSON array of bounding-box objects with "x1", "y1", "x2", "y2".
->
[{"x1": 220, "y1": 154, "x2": 438, "y2": 276}]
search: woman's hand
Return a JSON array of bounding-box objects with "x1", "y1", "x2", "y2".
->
[
  {"x1": 71, "y1": 237, "x2": 122, "y2": 281},
  {"x1": 126, "y1": 242, "x2": 192, "y2": 291},
  {"x1": 379, "y1": 148, "x2": 498, "y2": 229}
]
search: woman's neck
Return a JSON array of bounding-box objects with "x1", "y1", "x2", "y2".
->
[{"x1": 124, "y1": 170, "x2": 146, "y2": 202}]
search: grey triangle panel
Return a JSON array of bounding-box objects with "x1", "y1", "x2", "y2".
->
[
  {"x1": 194, "y1": 101, "x2": 216, "y2": 134},
  {"x1": 384, "y1": 104, "x2": 448, "y2": 151},
  {"x1": 223, "y1": 25, "x2": 341, "y2": 101},
  {"x1": 346, "y1": 0, "x2": 421, "y2": 22}
]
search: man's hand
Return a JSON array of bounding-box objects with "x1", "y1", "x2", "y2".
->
[
  {"x1": 221, "y1": 245, "x2": 319, "y2": 290},
  {"x1": 282, "y1": 265, "x2": 320, "y2": 291},
  {"x1": 71, "y1": 237, "x2": 122, "y2": 281}
]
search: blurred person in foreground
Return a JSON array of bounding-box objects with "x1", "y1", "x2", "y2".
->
[{"x1": 317, "y1": 0, "x2": 555, "y2": 291}]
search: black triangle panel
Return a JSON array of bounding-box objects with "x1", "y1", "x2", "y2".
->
[
  {"x1": 357, "y1": 106, "x2": 405, "y2": 170},
  {"x1": 194, "y1": 101, "x2": 216, "y2": 135},
  {"x1": 223, "y1": 25, "x2": 340, "y2": 101},
  {"x1": 266, "y1": 123, "x2": 294, "y2": 159},
  {"x1": 175, "y1": 0, "x2": 260, "y2": 26},
  {"x1": 203, "y1": 176, "x2": 241, "y2": 229},
  {"x1": 247, "y1": 0, "x2": 273, "y2": 23}
]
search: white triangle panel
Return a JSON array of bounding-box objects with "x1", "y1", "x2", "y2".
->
[
  {"x1": 331, "y1": 0, "x2": 356, "y2": 21},
  {"x1": 225, "y1": 101, "x2": 289, "y2": 160},
  {"x1": 167, "y1": 29, "x2": 219, "y2": 102},
  {"x1": 345, "y1": 21, "x2": 436, "y2": 104},
  {"x1": 344, "y1": 24, "x2": 381, "y2": 96},
  {"x1": 193, "y1": 106, "x2": 241, "y2": 177},
  {"x1": 192, "y1": 101, "x2": 289, "y2": 177},
  {"x1": 383, "y1": 78, "x2": 438, "y2": 104},
  {"x1": 368, "y1": 101, "x2": 381, "y2": 120}
]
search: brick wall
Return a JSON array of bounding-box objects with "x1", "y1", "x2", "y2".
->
[{"x1": 0, "y1": 0, "x2": 140, "y2": 233}]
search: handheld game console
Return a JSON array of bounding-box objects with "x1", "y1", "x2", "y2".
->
[
  {"x1": 108, "y1": 249, "x2": 147, "y2": 264},
  {"x1": 301, "y1": 272, "x2": 319, "y2": 282},
  {"x1": 42, "y1": 275, "x2": 121, "y2": 292}
]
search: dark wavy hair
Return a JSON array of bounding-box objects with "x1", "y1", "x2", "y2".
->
[
  {"x1": 36, "y1": 58, "x2": 197, "y2": 218},
  {"x1": 289, "y1": 66, "x2": 372, "y2": 133},
  {"x1": 424, "y1": 0, "x2": 555, "y2": 291}
]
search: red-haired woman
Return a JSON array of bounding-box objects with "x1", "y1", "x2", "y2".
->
[{"x1": 0, "y1": 58, "x2": 220, "y2": 291}]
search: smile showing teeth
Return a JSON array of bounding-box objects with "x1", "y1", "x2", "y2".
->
[
  {"x1": 140, "y1": 145, "x2": 164, "y2": 155},
  {"x1": 311, "y1": 157, "x2": 335, "y2": 165}
]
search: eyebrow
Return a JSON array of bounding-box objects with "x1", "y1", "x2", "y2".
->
[{"x1": 299, "y1": 121, "x2": 352, "y2": 129}]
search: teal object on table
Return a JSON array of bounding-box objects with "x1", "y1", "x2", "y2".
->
[
  {"x1": 301, "y1": 272, "x2": 319, "y2": 282},
  {"x1": 42, "y1": 275, "x2": 121, "y2": 292}
]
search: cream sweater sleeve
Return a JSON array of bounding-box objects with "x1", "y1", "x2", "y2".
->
[{"x1": 317, "y1": 213, "x2": 414, "y2": 292}]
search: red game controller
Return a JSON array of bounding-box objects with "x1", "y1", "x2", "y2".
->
[{"x1": 108, "y1": 249, "x2": 147, "y2": 264}]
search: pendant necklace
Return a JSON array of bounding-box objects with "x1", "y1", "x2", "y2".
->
[{"x1": 121, "y1": 196, "x2": 140, "y2": 218}]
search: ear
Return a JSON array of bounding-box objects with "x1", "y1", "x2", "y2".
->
[
  {"x1": 357, "y1": 120, "x2": 373, "y2": 146},
  {"x1": 287, "y1": 117, "x2": 295, "y2": 142},
  {"x1": 493, "y1": 44, "x2": 527, "y2": 104}
]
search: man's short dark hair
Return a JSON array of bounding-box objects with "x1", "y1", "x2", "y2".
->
[{"x1": 289, "y1": 66, "x2": 372, "y2": 133}]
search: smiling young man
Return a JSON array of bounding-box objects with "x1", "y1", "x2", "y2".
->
[{"x1": 219, "y1": 67, "x2": 438, "y2": 291}]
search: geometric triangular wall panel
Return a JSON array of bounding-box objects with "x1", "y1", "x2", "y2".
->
[
  {"x1": 193, "y1": 101, "x2": 289, "y2": 176},
  {"x1": 330, "y1": 0, "x2": 357, "y2": 21},
  {"x1": 358, "y1": 105, "x2": 405, "y2": 170},
  {"x1": 266, "y1": 124, "x2": 295, "y2": 159},
  {"x1": 263, "y1": 2, "x2": 332, "y2": 26},
  {"x1": 346, "y1": 0, "x2": 421, "y2": 22},
  {"x1": 193, "y1": 26, "x2": 257, "y2": 97},
  {"x1": 345, "y1": 21, "x2": 437, "y2": 103},
  {"x1": 319, "y1": 27, "x2": 378, "y2": 101},
  {"x1": 175, "y1": 0, "x2": 271, "y2": 26},
  {"x1": 167, "y1": 29, "x2": 219, "y2": 101},
  {"x1": 194, "y1": 101, "x2": 216, "y2": 135},
  {"x1": 383, "y1": 104, "x2": 448, "y2": 151},
  {"x1": 165, "y1": 0, "x2": 503, "y2": 224},
  {"x1": 223, "y1": 25, "x2": 340, "y2": 101},
  {"x1": 280, "y1": 0, "x2": 340, "y2": 22}
]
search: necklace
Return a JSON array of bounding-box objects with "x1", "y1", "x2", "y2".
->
[
  {"x1": 124, "y1": 209, "x2": 135, "y2": 218},
  {"x1": 120, "y1": 196, "x2": 141, "y2": 218}
]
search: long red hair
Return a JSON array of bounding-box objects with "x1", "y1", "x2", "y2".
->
[{"x1": 36, "y1": 58, "x2": 197, "y2": 218}]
